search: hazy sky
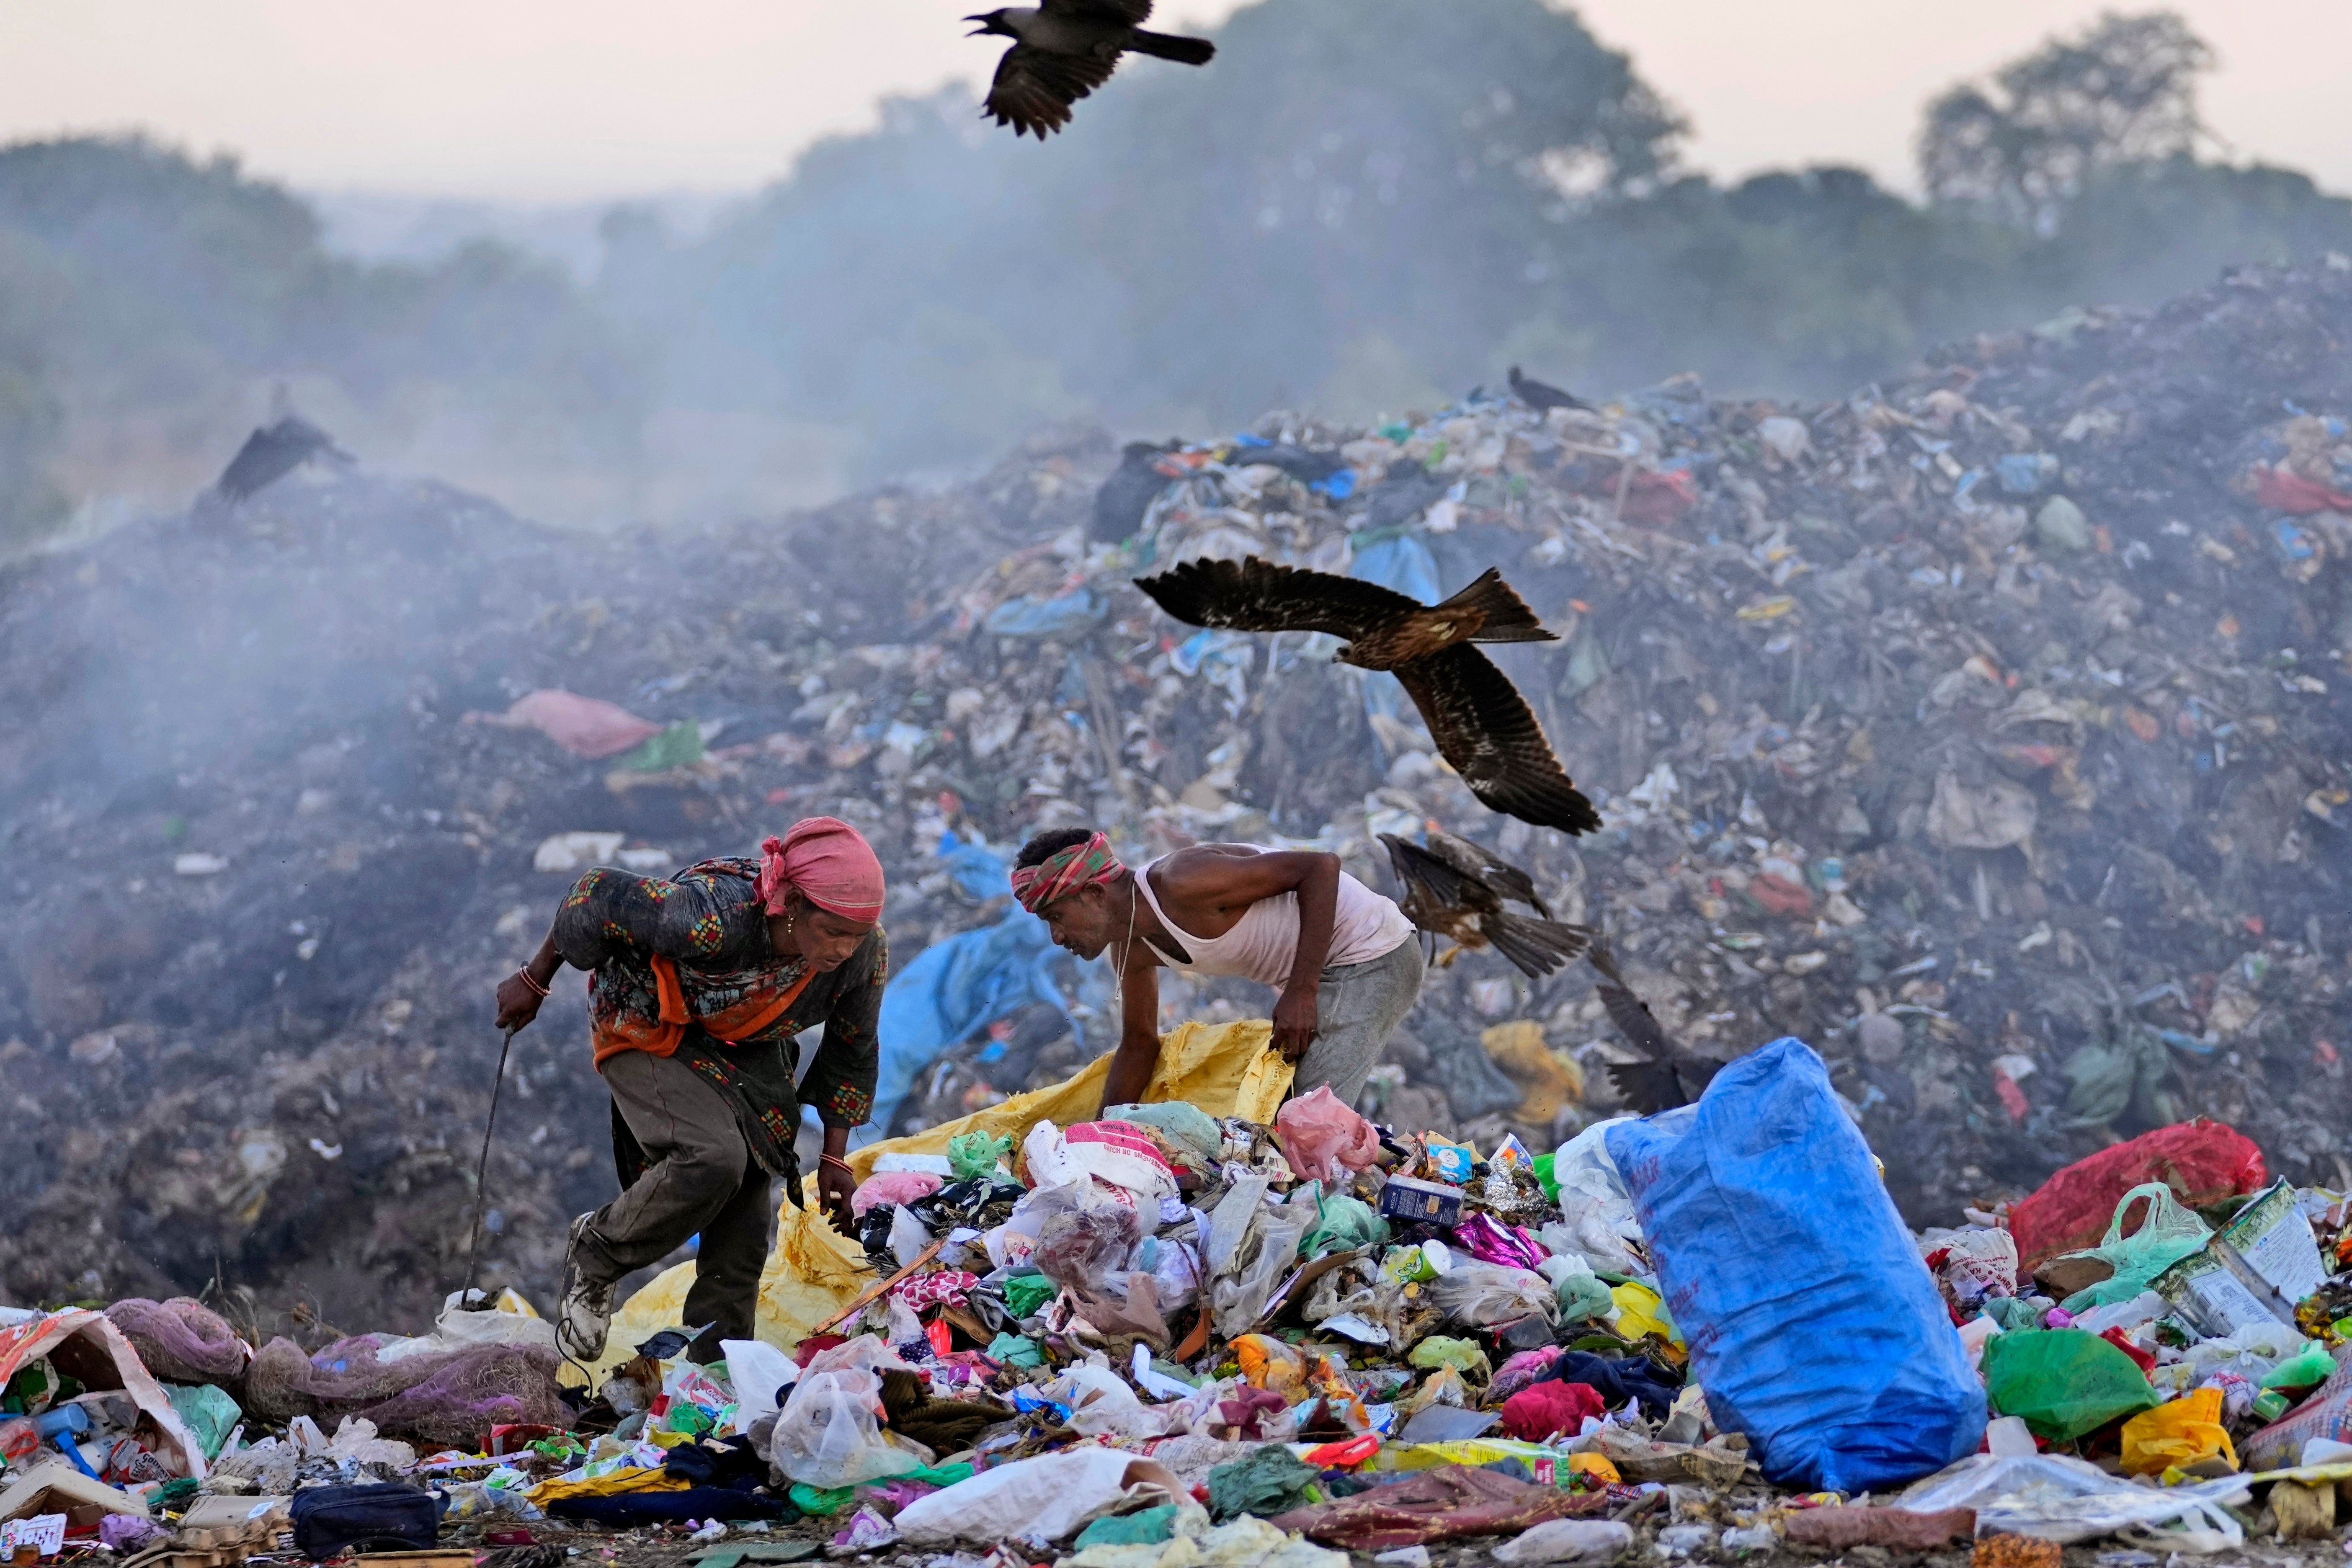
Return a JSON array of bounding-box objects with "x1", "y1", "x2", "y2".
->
[{"x1": 1, "y1": 0, "x2": 2345, "y2": 204}]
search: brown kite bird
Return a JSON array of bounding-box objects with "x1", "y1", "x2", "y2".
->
[
  {"x1": 1380, "y1": 830, "x2": 1591, "y2": 977},
  {"x1": 1133, "y1": 555, "x2": 1601, "y2": 833}
]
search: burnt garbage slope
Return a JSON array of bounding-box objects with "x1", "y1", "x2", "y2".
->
[{"x1": 3, "y1": 266, "x2": 2352, "y2": 1324}]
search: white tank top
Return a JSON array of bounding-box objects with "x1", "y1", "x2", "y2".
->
[{"x1": 1133, "y1": 846, "x2": 1413, "y2": 989}]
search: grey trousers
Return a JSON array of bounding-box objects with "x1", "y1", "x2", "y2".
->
[
  {"x1": 577, "y1": 1048, "x2": 774, "y2": 1346},
  {"x1": 1293, "y1": 937, "x2": 1426, "y2": 1104}
]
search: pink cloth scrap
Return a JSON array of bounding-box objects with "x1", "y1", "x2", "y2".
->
[
  {"x1": 474, "y1": 689, "x2": 663, "y2": 759},
  {"x1": 890, "y1": 1271, "x2": 981, "y2": 1310}
]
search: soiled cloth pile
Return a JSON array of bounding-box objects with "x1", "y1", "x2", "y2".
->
[{"x1": 879, "y1": 1367, "x2": 1014, "y2": 1452}]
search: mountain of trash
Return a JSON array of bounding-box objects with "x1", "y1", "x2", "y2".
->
[{"x1": 2, "y1": 258, "x2": 2349, "y2": 1334}]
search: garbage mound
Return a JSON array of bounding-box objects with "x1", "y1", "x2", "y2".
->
[
  {"x1": 2, "y1": 260, "x2": 2351, "y2": 1341},
  {"x1": 6, "y1": 1059, "x2": 2352, "y2": 1564}
]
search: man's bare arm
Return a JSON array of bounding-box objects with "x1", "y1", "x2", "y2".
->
[{"x1": 1099, "y1": 956, "x2": 1162, "y2": 1109}]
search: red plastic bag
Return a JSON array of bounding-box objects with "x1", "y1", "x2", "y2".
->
[
  {"x1": 2008, "y1": 1120, "x2": 2266, "y2": 1269},
  {"x1": 2252, "y1": 467, "x2": 2352, "y2": 516}
]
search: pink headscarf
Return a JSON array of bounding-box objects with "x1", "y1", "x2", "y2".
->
[{"x1": 755, "y1": 817, "x2": 885, "y2": 923}]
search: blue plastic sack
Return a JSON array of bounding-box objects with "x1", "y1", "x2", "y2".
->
[
  {"x1": 1607, "y1": 1038, "x2": 1986, "y2": 1493},
  {"x1": 983, "y1": 587, "x2": 1106, "y2": 638},
  {"x1": 862, "y1": 910, "x2": 1075, "y2": 1138}
]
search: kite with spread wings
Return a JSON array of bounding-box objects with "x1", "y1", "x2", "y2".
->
[{"x1": 1133, "y1": 555, "x2": 1601, "y2": 834}]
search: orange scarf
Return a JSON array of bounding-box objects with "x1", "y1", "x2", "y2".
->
[{"x1": 590, "y1": 955, "x2": 814, "y2": 1067}]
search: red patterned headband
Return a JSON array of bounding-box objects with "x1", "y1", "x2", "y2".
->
[{"x1": 1009, "y1": 832, "x2": 1124, "y2": 913}]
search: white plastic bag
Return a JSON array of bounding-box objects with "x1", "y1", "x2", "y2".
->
[
  {"x1": 1900, "y1": 1453, "x2": 2249, "y2": 1549},
  {"x1": 768, "y1": 1367, "x2": 920, "y2": 1488},
  {"x1": 1430, "y1": 1264, "x2": 1558, "y2": 1328},
  {"x1": 1544, "y1": 1118, "x2": 1646, "y2": 1275},
  {"x1": 894, "y1": 1448, "x2": 1183, "y2": 1547},
  {"x1": 1024, "y1": 1119, "x2": 1082, "y2": 1189},
  {"x1": 1107, "y1": 1236, "x2": 1204, "y2": 1314},
  {"x1": 1492, "y1": 1520, "x2": 1635, "y2": 1565},
  {"x1": 721, "y1": 1339, "x2": 798, "y2": 1435},
  {"x1": 1204, "y1": 1176, "x2": 1315, "y2": 1338},
  {"x1": 431, "y1": 1288, "x2": 558, "y2": 1354},
  {"x1": 888, "y1": 1204, "x2": 935, "y2": 1269},
  {"x1": 1041, "y1": 1358, "x2": 1162, "y2": 1437}
]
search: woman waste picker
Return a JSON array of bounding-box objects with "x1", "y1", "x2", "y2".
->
[{"x1": 494, "y1": 817, "x2": 887, "y2": 1362}]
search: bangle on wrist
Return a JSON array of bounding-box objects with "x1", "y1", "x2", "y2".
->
[{"x1": 515, "y1": 965, "x2": 550, "y2": 999}]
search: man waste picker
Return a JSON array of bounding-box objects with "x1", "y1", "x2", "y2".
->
[
  {"x1": 1012, "y1": 828, "x2": 1425, "y2": 1113},
  {"x1": 493, "y1": 816, "x2": 890, "y2": 1362}
]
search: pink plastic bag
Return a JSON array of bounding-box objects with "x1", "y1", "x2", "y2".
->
[
  {"x1": 469, "y1": 689, "x2": 663, "y2": 759},
  {"x1": 1276, "y1": 1086, "x2": 1382, "y2": 1184},
  {"x1": 1453, "y1": 1212, "x2": 1546, "y2": 1271},
  {"x1": 851, "y1": 1171, "x2": 944, "y2": 1218}
]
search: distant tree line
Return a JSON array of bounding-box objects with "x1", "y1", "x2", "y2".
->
[{"x1": 3, "y1": 5, "x2": 2347, "y2": 539}]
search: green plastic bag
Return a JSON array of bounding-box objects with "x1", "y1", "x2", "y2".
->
[
  {"x1": 948, "y1": 1130, "x2": 1013, "y2": 1181},
  {"x1": 1207, "y1": 1446, "x2": 1322, "y2": 1521},
  {"x1": 1982, "y1": 1328, "x2": 2159, "y2": 1441},
  {"x1": 163, "y1": 1383, "x2": 241, "y2": 1460},
  {"x1": 1982, "y1": 1295, "x2": 2042, "y2": 1332},
  {"x1": 1301, "y1": 1189, "x2": 1390, "y2": 1259},
  {"x1": 1074, "y1": 1506, "x2": 1178, "y2": 1547},
  {"x1": 1532, "y1": 1151, "x2": 1560, "y2": 1204},
  {"x1": 2262, "y1": 1347, "x2": 2337, "y2": 1390},
  {"x1": 616, "y1": 719, "x2": 706, "y2": 773},
  {"x1": 2055, "y1": 1182, "x2": 2212, "y2": 1313},
  {"x1": 1407, "y1": 1336, "x2": 1491, "y2": 1380},
  {"x1": 1003, "y1": 1272, "x2": 1057, "y2": 1320}
]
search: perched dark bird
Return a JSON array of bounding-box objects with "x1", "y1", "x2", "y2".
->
[
  {"x1": 1589, "y1": 935, "x2": 1718, "y2": 1114},
  {"x1": 1380, "y1": 831, "x2": 1591, "y2": 978},
  {"x1": 213, "y1": 414, "x2": 353, "y2": 502},
  {"x1": 967, "y1": 2, "x2": 1215, "y2": 140},
  {"x1": 1509, "y1": 366, "x2": 1592, "y2": 415},
  {"x1": 1134, "y1": 556, "x2": 1601, "y2": 833},
  {"x1": 1092, "y1": 439, "x2": 1181, "y2": 542}
]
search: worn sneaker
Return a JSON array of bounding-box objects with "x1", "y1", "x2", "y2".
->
[{"x1": 555, "y1": 1212, "x2": 615, "y2": 1362}]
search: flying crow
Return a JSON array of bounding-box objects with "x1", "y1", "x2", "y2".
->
[
  {"x1": 1380, "y1": 831, "x2": 1591, "y2": 978},
  {"x1": 1509, "y1": 366, "x2": 1592, "y2": 415},
  {"x1": 1133, "y1": 555, "x2": 1601, "y2": 833},
  {"x1": 214, "y1": 413, "x2": 353, "y2": 502},
  {"x1": 1589, "y1": 934, "x2": 1718, "y2": 1114},
  {"x1": 967, "y1": 2, "x2": 1215, "y2": 139}
]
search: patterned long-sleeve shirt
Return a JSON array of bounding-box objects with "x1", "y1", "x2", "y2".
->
[{"x1": 553, "y1": 856, "x2": 887, "y2": 1133}]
